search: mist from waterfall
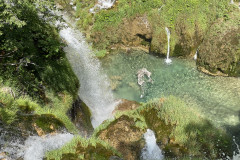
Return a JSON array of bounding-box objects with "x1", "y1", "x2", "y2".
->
[
  {"x1": 141, "y1": 129, "x2": 164, "y2": 160},
  {"x1": 0, "y1": 128, "x2": 73, "y2": 160},
  {"x1": 233, "y1": 137, "x2": 240, "y2": 160},
  {"x1": 58, "y1": 15, "x2": 117, "y2": 128},
  {"x1": 165, "y1": 27, "x2": 172, "y2": 64},
  {"x1": 23, "y1": 133, "x2": 73, "y2": 160}
]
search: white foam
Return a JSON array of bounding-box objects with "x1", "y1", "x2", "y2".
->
[
  {"x1": 23, "y1": 133, "x2": 74, "y2": 160},
  {"x1": 90, "y1": 0, "x2": 115, "y2": 13},
  {"x1": 59, "y1": 16, "x2": 118, "y2": 128},
  {"x1": 141, "y1": 129, "x2": 164, "y2": 160},
  {"x1": 165, "y1": 27, "x2": 172, "y2": 65}
]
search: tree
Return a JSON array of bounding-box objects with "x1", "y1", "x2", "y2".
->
[{"x1": 0, "y1": 0, "x2": 65, "y2": 98}]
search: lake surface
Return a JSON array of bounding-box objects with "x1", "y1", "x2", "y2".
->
[{"x1": 102, "y1": 51, "x2": 240, "y2": 128}]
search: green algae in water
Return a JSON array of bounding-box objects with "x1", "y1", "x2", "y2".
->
[{"x1": 101, "y1": 51, "x2": 240, "y2": 127}]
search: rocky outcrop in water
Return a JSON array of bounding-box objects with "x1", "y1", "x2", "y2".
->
[
  {"x1": 197, "y1": 12, "x2": 240, "y2": 77},
  {"x1": 97, "y1": 115, "x2": 145, "y2": 160},
  {"x1": 69, "y1": 97, "x2": 94, "y2": 136}
]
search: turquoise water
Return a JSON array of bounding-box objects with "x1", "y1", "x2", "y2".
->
[{"x1": 101, "y1": 51, "x2": 240, "y2": 127}]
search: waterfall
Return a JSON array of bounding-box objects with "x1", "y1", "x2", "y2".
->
[
  {"x1": 58, "y1": 15, "x2": 118, "y2": 128},
  {"x1": 141, "y1": 129, "x2": 164, "y2": 160},
  {"x1": 194, "y1": 50, "x2": 198, "y2": 60},
  {"x1": 165, "y1": 27, "x2": 172, "y2": 64},
  {"x1": 90, "y1": 0, "x2": 115, "y2": 13},
  {"x1": 230, "y1": 0, "x2": 234, "y2": 4},
  {"x1": 233, "y1": 137, "x2": 240, "y2": 160},
  {"x1": 22, "y1": 133, "x2": 73, "y2": 160}
]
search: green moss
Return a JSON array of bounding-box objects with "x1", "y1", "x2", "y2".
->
[
  {"x1": 75, "y1": 0, "x2": 233, "y2": 57},
  {"x1": 140, "y1": 96, "x2": 232, "y2": 158},
  {"x1": 46, "y1": 136, "x2": 122, "y2": 160},
  {"x1": 0, "y1": 84, "x2": 78, "y2": 133},
  {"x1": 197, "y1": 10, "x2": 240, "y2": 76},
  {"x1": 95, "y1": 49, "x2": 107, "y2": 58},
  {"x1": 91, "y1": 96, "x2": 232, "y2": 159},
  {"x1": 80, "y1": 101, "x2": 93, "y2": 130},
  {"x1": 35, "y1": 92, "x2": 79, "y2": 133}
]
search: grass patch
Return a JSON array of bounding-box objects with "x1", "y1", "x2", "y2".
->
[
  {"x1": 140, "y1": 96, "x2": 232, "y2": 158},
  {"x1": 46, "y1": 135, "x2": 122, "y2": 160},
  {"x1": 75, "y1": 0, "x2": 233, "y2": 55},
  {"x1": 90, "y1": 96, "x2": 232, "y2": 159},
  {"x1": 0, "y1": 83, "x2": 78, "y2": 133}
]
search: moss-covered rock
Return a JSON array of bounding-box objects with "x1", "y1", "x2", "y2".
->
[
  {"x1": 92, "y1": 96, "x2": 232, "y2": 159},
  {"x1": 96, "y1": 115, "x2": 145, "y2": 160},
  {"x1": 75, "y1": 0, "x2": 233, "y2": 59},
  {"x1": 139, "y1": 97, "x2": 232, "y2": 159},
  {"x1": 46, "y1": 136, "x2": 122, "y2": 160},
  {"x1": 197, "y1": 11, "x2": 240, "y2": 77},
  {"x1": 69, "y1": 97, "x2": 94, "y2": 136}
]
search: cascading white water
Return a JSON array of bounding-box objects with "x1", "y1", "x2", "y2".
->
[
  {"x1": 233, "y1": 137, "x2": 240, "y2": 160},
  {"x1": 0, "y1": 127, "x2": 24, "y2": 160},
  {"x1": 0, "y1": 131, "x2": 73, "y2": 160},
  {"x1": 22, "y1": 133, "x2": 74, "y2": 160},
  {"x1": 141, "y1": 129, "x2": 164, "y2": 160},
  {"x1": 194, "y1": 50, "x2": 198, "y2": 60},
  {"x1": 90, "y1": 0, "x2": 115, "y2": 13},
  {"x1": 58, "y1": 16, "x2": 118, "y2": 128},
  {"x1": 165, "y1": 27, "x2": 172, "y2": 64}
]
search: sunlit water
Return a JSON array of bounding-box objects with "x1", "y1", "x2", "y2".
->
[
  {"x1": 0, "y1": 124, "x2": 73, "y2": 160},
  {"x1": 58, "y1": 14, "x2": 117, "y2": 128},
  {"x1": 141, "y1": 129, "x2": 164, "y2": 160},
  {"x1": 102, "y1": 51, "x2": 240, "y2": 128},
  {"x1": 23, "y1": 133, "x2": 73, "y2": 160}
]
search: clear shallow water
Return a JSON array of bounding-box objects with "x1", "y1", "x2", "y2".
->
[{"x1": 101, "y1": 51, "x2": 240, "y2": 127}]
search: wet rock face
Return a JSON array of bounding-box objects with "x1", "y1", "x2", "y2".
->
[
  {"x1": 173, "y1": 18, "x2": 204, "y2": 57},
  {"x1": 92, "y1": 15, "x2": 152, "y2": 52},
  {"x1": 69, "y1": 97, "x2": 93, "y2": 136},
  {"x1": 119, "y1": 16, "x2": 152, "y2": 47},
  {"x1": 150, "y1": 16, "x2": 204, "y2": 58},
  {"x1": 97, "y1": 115, "x2": 145, "y2": 160},
  {"x1": 197, "y1": 12, "x2": 240, "y2": 77}
]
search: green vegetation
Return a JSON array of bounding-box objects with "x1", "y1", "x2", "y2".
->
[
  {"x1": 0, "y1": 85, "x2": 78, "y2": 133},
  {"x1": 197, "y1": 11, "x2": 240, "y2": 76},
  {"x1": 0, "y1": 0, "x2": 79, "y2": 133},
  {"x1": 141, "y1": 96, "x2": 232, "y2": 158},
  {"x1": 0, "y1": 0, "x2": 79, "y2": 101},
  {"x1": 46, "y1": 136, "x2": 122, "y2": 160},
  {"x1": 89, "y1": 96, "x2": 232, "y2": 159},
  {"x1": 95, "y1": 49, "x2": 107, "y2": 58},
  {"x1": 74, "y1": 0, "x2": 234, "y2": 57}
]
